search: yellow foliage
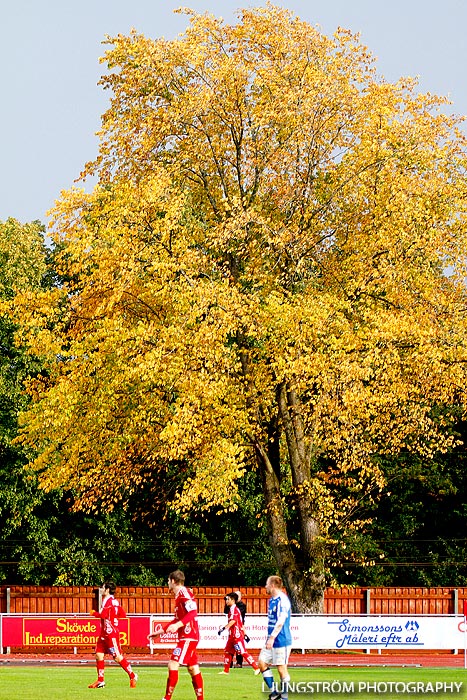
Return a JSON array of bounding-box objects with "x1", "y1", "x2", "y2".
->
[{"x1": 11, "y1": 5, "x2": 467, "y2": 549}]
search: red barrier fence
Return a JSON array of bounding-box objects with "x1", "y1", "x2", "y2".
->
[
  {"x1": 1, "y1": 585, "x2": 465, "y2": 616},
  {"x1": 1, "y1": 586, "x2": 466, "y2": 655}
]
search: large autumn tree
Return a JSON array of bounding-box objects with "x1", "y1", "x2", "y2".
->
[{"x1": 13, "y1": 5, "x2": 467, "y2": 611}]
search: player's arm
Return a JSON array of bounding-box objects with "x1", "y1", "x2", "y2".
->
[
  {"x1": 148, "y1": 621, "x2": 171, "y2": 640},
  {"x1": 218, "y1": 618, "x2": 235, "y2": 634},
  {"x1": 165, "y1": 613, "x2": 194, "y2": 635},
  {"x1": 219, "y1": 605, "x2": 239, "y2": 634},
  {"x1": 268, "y1": 612, "x2": 286, "y2": 640},
  {"x1": 166, "y1": 619, "x2": 184, "y2": 634},
  {"x1": 224, "y1": 610, "x2": 236, "y2": 631},
  {"x1": 179, "y1": 599, "x2": 198, "y2": 625}
]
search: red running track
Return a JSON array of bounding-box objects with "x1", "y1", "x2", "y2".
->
[{"x1": 1, "y1": 651, "x2": 466, "y2": 668}]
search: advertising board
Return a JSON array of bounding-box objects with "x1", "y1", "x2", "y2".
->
[{"x1": 1, "y1": 614, "x2": 466, "y2": 652}]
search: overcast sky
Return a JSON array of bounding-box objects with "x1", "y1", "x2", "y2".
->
[{"x1": 1, "y1": 0, "x2": 466, "y2": 225}]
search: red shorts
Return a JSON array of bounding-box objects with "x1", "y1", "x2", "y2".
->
[
  {"x1": 170, "y1": 639, "x2": 199, "y2": 666},
  {"x1": 95, "y1": 633, "x2": 123, "y2": 658},
  {"x1": 225, "y1": 637, "x2": 246, "y2": 655}
]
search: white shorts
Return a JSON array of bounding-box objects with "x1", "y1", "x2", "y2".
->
[{"x1": 259, "y1": 645, "x2": 291, "y2": 667}]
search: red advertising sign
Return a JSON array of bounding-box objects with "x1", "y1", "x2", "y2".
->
[
  {"x1": 149, "y1": 618, "x2": 179, "y2": 647},
  {"x1": 1, "y1": 616, "x2": 151, "y2": 648}
]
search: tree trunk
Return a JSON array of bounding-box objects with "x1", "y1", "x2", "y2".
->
[
  {"x1": 253, "y1": 437, "x2": 297, "y2": 582},
  {"x1": 254, "y1": 387, "x2": 325, "y2": 614},
  {"x1": 277, "y1": 382, "x2": 325, "y2": 611}
]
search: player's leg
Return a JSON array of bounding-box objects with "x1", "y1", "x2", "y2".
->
[
  {"x1": 220, "y1": 639, "x2": 235, "y2": 674},
  {"x1": 112, "y1": 636, "x2": 138, "y2": 687},
  {"x1": 277, "y1": 664, "x2": 291, "y2": 700},
  {"x1": 187, "y1": 663, "x2": 204, "y2": 700},
  {"x1": 258, "y1": 647, "x2": 276, "y2": 696},
  {"x1": 88, "y1": 650, "x2": 106, "y2": 688},
  {"x1": 163, "y1": 658, "x2": 181, "y2": 700},
  {"x1": 243, "y1": 651, "x2": 260, "y2": 672},
  {"x1": 235, "y1": 640, "x2": 259, "y2": 673},
  {"x1": 164, "y1": 640, "x2": 198, "y2": 700},
  {"x1": 220, "y1": 651, "x2": 234, "y2": 674},
  {"x1": 275, "y1": 646, "x2": 292, "y2": 700},
  {"x1": 185, "y1": 643, "x2": 203, "y2": 700}
]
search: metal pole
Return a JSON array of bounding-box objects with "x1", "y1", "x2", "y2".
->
[
  {"x1": 464, "y1": 613, "x2": 466, "y2": 670},
  {"x1": 454, "y1": 589, "x2": 459, "y2": 654},
  {"x1": 365, "y1": 590, "x2": 371, "y2": 654},
  {"x1": 6, "y1": 588, "x2": 10, "y2": 654}
]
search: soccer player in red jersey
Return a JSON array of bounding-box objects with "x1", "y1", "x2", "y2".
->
[
  {"x1": 148, "y1": 570, "x2": 204, "y2": 700},
  {"x1": 88, "y1": 581, "x2": 138, "y2": 688},
  {"x1": 218, "y1": 592, "x2": 260, "y2": 675}
]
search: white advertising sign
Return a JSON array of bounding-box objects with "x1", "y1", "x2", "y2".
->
[
  {"x1": 149, "y1": 614, "x2": 466, "y2": 651},
  {"x1": 295, "y1": 615, "x2": 465, "y2": 651}
]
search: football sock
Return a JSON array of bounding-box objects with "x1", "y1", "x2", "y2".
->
[
  {"x1": 281, "y1": 674, "x2": 291, "y2": 699},
  {"x1": 223, "y1": 653, "x2": 233, "y2": 673},
  {"x1": 192, "y1": 671, "x2": 204, "y2": 700},
  {"x1": 262, "y1": 668, "x2": 274, "y2": 689},
  {"x1": 165, "y1": 668, "x2": 179, "y2": 699},
  {"x1": 119, "y1": 657, "x2": 133, "y2": 677},
  {"x1": 97, "y1": 659, "x2": 105, "y2": 682},
  {"x1": 244, "y1": 653, "x2": 258, "y2": 669}
]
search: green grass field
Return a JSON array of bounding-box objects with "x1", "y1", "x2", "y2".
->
[{"x1": 1, "y1": 665, "x2": 466, "y2": 700}]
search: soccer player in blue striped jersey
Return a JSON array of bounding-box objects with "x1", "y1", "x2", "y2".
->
[{"x1": 258, "y1": 576, "x2": 292, "y2": 700}]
